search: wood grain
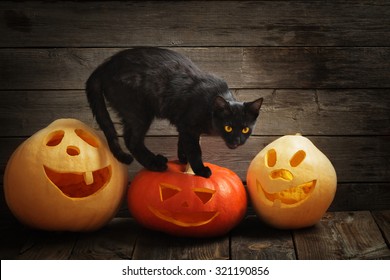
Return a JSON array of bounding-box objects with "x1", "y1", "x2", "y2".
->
[
  {"x1": 230, "y1": 215, "x2": 296, "y2": 259},
  {"x1": 132, "y1": 227, "x2": 229, "y2": 260},
  {"x1": 293, "y1": 211, "x2": 390, "y2": 259},
  {"x1": 70, "y1": 218, "x2": 138, "y2": 260},
  {"x1": 3, "y1": 211, "x2": 387, "y2": 260},
  {"x1": 143, "y1": 136, "x2": 389, "y2": 183},
  {"x1": 1, "y1": 136, "x2": 389, "y2": 183},
  {"x1": 1, "y1": 1, "x2": 389, "y2": 47},
  {"x1": 329, "y1": 183, "x2": 390, "y2": 212},
  {"x1": 1, "y1": 89, "x2": 389, "y2": 137},
  {"x1": 0, "y1": 0, "x2": 388, "y2": 261},
  {"x1": 1, "y1": 47, "x2": 389, "y2": 89},
  {"x1": 372, "y1": 210, "x2": 390, "y2": 246},
  {"x1": 18, "y1": 230, "x2": 78, "y2": 260},
  {"x1": 0, "y1": 224, "x2": 29, "y2": 259}
]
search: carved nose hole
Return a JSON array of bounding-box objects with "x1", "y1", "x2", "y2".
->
[
  {"x1": 181, "y1": 201, "x2": 189, "y2": 208},
  {"x1": 67, "y1": 146, "x2": 80, "y2": 156},
  {"x1": 270, "y1": 169, "x2": 293, "y2": 181}
]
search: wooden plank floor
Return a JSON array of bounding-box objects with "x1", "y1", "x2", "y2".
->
[
  {"x1": 1, "y1": 211, "x2": 389, "y2": 260},
  {"x1": 0, "y1": 0, "x2": 389, "y2": 262}
]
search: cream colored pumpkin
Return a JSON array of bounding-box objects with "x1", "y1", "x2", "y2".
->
[
  {"x1": 4, "y1": 119, "x2": 128, "y2": 231},
  {"x1": 247, "y1": 134, "x2": 337, "y2": 229}
]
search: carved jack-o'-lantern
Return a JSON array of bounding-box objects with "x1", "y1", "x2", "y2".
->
[
  {"x1": 128, "y1": 161, "x2": 247, "y2": 237},
  {"x1": 4, "y1": 119, "x2": 128, "y2": 231},
  {"x1": 247, "y1": 134, "x2": 337, "y2": 229}
]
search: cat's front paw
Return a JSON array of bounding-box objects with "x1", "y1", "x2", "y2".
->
[
  {"x1": 194, "y1": 166, "x2": 212, "y2": 178},
  {"x1": 147, "y1": 154, "x2": 168, "y2": 172}
]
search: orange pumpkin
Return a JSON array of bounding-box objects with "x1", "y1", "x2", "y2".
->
[
  {"x1": 247, "y1": 134, "x2": 337, "y2": 229},
  {"x1": 128, "y1": 161, "x2": 247, "y2": 237},
  {"x1": 4, "y1": 119, "x2": 128, "y2": 231}
]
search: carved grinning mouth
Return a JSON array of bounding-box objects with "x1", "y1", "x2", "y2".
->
[
  {"x1": 257, "y1": 179, "x2": 316, "y2": 207},
  {"x1": 148, "y1": 206, "x2": 219, "y2": 227},
  {"x1": 44, "y1": 165, "x2": 111, "y2": 198}
]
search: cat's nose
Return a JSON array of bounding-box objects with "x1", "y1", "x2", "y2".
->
[
  {"x1": 234, "y1": 138, "x2": 244, "y2": 146},
  {"x1": 227, "y1": 143, "x2": 239, "y2": 149}
]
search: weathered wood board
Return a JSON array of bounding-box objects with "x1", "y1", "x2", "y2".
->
[
  {"x1": 293, "y1": 211, "x2": 390, "y2": 259},
  {"x1": 1, "y1": 89, "x2": 389, "y2": 137},
  {"x1": 1, "y1": 47, "x2": 389, "y2": 89},
  {"x1": 1, "y1": 1, "x2": 389, "y2": 47},
  {"x1": 1, "y1": 135, "x2": 389, "y2": 183},
  {"x1": 3, "y1": 211, "x2": 389, "y2": 260},
  {"x1": 230, "y1": 215, "x2": 296, "y2": 260},
  {"x1": 0, "y1": 0, "x2": 389, "y2": 229}
]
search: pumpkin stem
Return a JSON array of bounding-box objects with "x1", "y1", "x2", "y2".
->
[
  {"x1": 184, "y1": 137, "x2": 201, "y2": 175},
  {"x1": 184, "y1": 163, "x2": 196, "y2": 176}
]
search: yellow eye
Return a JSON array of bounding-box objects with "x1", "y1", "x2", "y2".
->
[
  {"x1": 242, "y1": 127, "x2": 250, "y2": 134},
  {"x1": 224, "y1": 125, "x2": 233, "y2": 133}
]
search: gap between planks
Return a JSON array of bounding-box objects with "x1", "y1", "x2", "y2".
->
[{"x1": 2, "y1": 211, "x2": 389, "y2": 260}]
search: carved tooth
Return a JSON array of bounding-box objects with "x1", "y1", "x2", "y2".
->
[
  {"x1": 83, "y1": 171, "x2": 94, "y2": 185},
  {"x1": 273, "y1": 199, "x2": 282, "y2": 208}
]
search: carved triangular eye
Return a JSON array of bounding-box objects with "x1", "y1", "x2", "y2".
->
[
  {"x1": 194, "y1": 188, "x2": 216, "y2": 204},
  {"x1": 266, "y1": 149, "x2": 277, "y2": 167},
  {"x1": 159, "y1": 184, "x2": 181, "y2": 201},
  {"x1": 290, "y1": 150, "x2": 306, "y2": 167}
]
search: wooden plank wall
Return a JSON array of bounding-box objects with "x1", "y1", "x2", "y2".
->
[{"x1": 1, "y1": 1, "x2": 389, "y2": 220}]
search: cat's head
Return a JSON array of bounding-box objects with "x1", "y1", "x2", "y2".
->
[{"x1": 212, "y1": 96, "x2": 263, "y2": 149}]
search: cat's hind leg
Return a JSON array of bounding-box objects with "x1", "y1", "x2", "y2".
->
[
  {"x1": 107, "y1": 138, "x2": 134, "y2": 164},
  {"x1": 123, "y1": 120, "x2": 168, "y2": 172}
]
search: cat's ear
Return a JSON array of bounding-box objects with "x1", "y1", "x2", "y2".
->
[
  {"x1": 245, "y1": 97, "x2": 263, "y2": 116},
  {"x1": 213, "y1": 96, "x2": 231, "y2": 114}
]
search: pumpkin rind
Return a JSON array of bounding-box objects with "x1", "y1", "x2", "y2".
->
[
  {"x1": 127, "y1": 161, "x2": 247, "y2": 237},
  {"x1": 4, "y1": 119, "x2": 128, "y2": 231},
  {"x1": 246, "y1": 135, "x2": 337, "y2": 229}
]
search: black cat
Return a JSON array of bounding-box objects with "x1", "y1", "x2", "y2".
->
[{"x1": 86, "y1": 47, "x2": 263, "y2": 178}]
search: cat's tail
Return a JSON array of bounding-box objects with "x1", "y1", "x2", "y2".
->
[{"x1": 85, "y1": 73, "x2": 134, "y2": 164}]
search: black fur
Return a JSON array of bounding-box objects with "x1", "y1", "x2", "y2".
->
[{"x1": 86, "y1": 47, "x2": 263, "y2": 178}]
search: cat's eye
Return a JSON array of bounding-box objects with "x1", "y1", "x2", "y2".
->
[
  {"x1": 242, "y1": 127, "x2": 250, "y2": 134},
  {"x1": 224, "y1": 125, "x2": 233, "y2": 133}
]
